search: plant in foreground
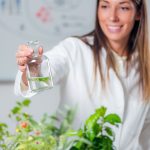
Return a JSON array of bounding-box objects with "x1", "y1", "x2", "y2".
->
[
  {"x1": 67, "y1": 106, "x2": 121, "y2": 150},
  {"x1": 0, "y1": 99, "x2": 75, "y2": 150},
  {"x1": 0, "y1": 99, "x2": 121, "y2": 150}
]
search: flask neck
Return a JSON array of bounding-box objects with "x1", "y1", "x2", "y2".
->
[
  {"x1": 32, "y1": 53, "x2": 39, "y2": 58},
  {"x1": 27, "y1": 40, "x2": 40, "y2": 57}
]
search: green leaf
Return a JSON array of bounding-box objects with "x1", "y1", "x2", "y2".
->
[
  {"x1": 23, "y1": 113, "x2": 30, "y2": 119},
  {"x1": 71, "y1": 137, "x2": 92, "y2": 149},
  {"x1": 11, "y1": 107, "x2": 21, "y2": 114},
  {"x1": 65, "y1": 107, "x2": 76, "y2": 124},
  {"x1": 16, "y1": 116, "x2": 21, "y2": 121},
  {"x1": 85, "y1": 107, "x2": 107, "y2": 129},
  {"x1": 70, "y1": 147, "x2": 78, "y2": 150},
  {"x1": 0, "y1": 123, "x2": 7, "y2": 128},
  {"x1": 104, "y1": 114, "x2": 121, "y2": 126},
  {"x1": 16, "y1": 101, "x2": 22, "y2": 106},
  {"x1": 28, "y1": 117, "x2": 40, "y2": 130},
  {"x1": 22, "y1": 99, "x2": 31, "y2": 107},
  {"x1": 85, "y1": 107, "x2": 107, "y2": 141},
  {"x1": 66, "y1": 129, "x2": 83, "y2": 137},
  {"x1": 50, "y1": 115, "x2": 59, "y2": 121},
  {"x1": 93, "y1": 136, "x2": 113, "y2": 150},
  {"x1": 105, "y1": 127, "x2": 114, "y2": 138}
]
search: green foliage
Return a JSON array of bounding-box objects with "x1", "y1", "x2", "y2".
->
[
  {"x1": 0, "y1": 100, "x2": 121, "y2": 150},
  {"x1": 0, "y1": 123, "x2": 9, "y2": 149},
  {"x1": 0, "y1": 99, "x2": 75, "y2": 150},
  {"x1": 68, "y1": 106, "x2": 121, "y2": 150}
]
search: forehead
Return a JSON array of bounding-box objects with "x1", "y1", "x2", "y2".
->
[{"x1": 99, "y1": 0, "x2": 133, "y2": 3}]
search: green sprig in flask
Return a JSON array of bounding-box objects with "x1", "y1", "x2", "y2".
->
[{"x1": 26, "y1": 40, "x2": 53, "y2": 93}]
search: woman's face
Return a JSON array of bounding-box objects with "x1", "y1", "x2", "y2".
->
[{"x1": 98, "y1": 0, "x2": 140, "y2": 45}]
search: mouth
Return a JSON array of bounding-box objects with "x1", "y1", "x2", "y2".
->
[{"x1": 107, "y1": 25, "x2": 123, "y2": 33}]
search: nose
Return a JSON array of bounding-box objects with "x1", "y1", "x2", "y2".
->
[{"x1": 109, "y1": 7, "x2": 119, "y2": 22}]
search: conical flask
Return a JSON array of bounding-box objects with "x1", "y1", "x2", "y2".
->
[{"x1": 26, "y1": 40, "x2": 53, "y2": 93}]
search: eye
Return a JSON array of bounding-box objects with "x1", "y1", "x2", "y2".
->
[
  {"x1": 120, "y1": 6, "x2": 130, "y2": 11},
  {"x1": 100, "y1": 5, "x2": 108, "y2": 9}
]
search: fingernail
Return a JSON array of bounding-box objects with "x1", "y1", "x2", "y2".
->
[{"x1": 39, "y1": 47, "x2": 43, "y2": 50}]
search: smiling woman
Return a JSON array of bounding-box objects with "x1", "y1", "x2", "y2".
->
[
  {"x1": 14, "y1": 0, "x2": 150, "y2": 150},
  {"x1": 98, "y1": 0, "x2": 139, "y2": 55},
  {"x1": 90, "y1": 0, "x2": 150, "y2": 101}
]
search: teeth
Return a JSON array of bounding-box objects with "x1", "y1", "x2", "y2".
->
[
  {"x1": 108, "y1": 26, "x2": 121, "y2": 30},
  {"x1": 108, "y1": 26, "x2": 122, "y2": 32}
]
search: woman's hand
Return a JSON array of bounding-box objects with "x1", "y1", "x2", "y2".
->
[
  {"x1": 16, "y1": 44, "x2": 43, "y2": 85},
  {"x1": 16, "y1": 44, "x2": 43, "y2": 72}
]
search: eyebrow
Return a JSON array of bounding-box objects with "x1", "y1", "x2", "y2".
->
[
  {"x1": 100, "y1": 0, "x2": 109, "y2": 3},
  {"x1": 100, "y1": 0, "x2": 131, "y2": 4},
  {"x1": 120, "y1": 1, "x2": 130, "y2": 4}
]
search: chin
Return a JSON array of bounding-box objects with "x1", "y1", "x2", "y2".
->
[{"x1": 106, "y1": 36, "x2": 124, "y2": 42}]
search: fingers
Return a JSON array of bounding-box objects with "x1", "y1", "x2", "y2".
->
[
  {"x1": 38, "y1": 47, "x2": 43, "y2": 56},
  {"x1": 16, "y1": 44, "x2": 33, "y2": 72},
  {"x1": 16, "y1": 50, "x2": 32, "y2": 58},
  {"x1": 17, "y1": 57, "x2": 28, "y2": 66},
  {"x1": 16, "y1": 43, "x2": 44, "y2": 73},
  {"x1": 16, "y1": 44, "x2": 33, "y2": 58},
  {"x1": 18, "y1": 65, "x2": 27, "y2": 72},
  {"x1": 17, "y1": 57, "x2": 28, "y2": 73}
]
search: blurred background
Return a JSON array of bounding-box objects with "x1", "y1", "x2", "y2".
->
[
  {"x1": 0, "y1": 0, "x2": 96, "y2": 130},
  {"x1": 1, "y1": 0, "x2": 150, "y2": 132}
]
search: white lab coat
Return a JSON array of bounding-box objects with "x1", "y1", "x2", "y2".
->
[{"x1": 14, "y1": 37, "x2": 150, "y2": 150}]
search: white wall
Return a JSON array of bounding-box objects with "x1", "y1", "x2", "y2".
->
[
  {"x1": 1, "y1": 0, "x2": 150, "y2": 132},
  {"x1": 0, "y1": 0, "x2": 96, "y2": 80},
  {"x1": 0, "y1": 0, "x2": 96, "y2": 130},
  {"x1": 0, "y1": 83, "x2": 60, "y2": 130}
]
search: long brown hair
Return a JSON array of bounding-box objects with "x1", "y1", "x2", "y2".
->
[{"x1": 81, "y1": 0, "x2": 150, "y2": 101}]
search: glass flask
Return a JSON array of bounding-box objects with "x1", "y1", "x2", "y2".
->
[{"x1": 26, "y1": 40, "x2": 53, "y2": 92}]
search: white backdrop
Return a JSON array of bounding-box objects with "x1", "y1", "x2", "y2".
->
[
  {"x1": 1, "y1": 0, "x2": 150, "y2": 132},
  {"x1": 0, "y1": 0, "x2": 96, "y2": 80},
  {"x1": 0, "y1": 0, "x2": 96, "y2": 131}
]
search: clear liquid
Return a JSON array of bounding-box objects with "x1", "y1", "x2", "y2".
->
[{"x1": 28, "y1": 76, "x2": 53, "y2": 92}]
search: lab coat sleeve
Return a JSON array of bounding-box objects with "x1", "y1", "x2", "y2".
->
[
  {"x1": 14, "y1": 37, "x2": 77, "y2": 98},
  {"x1": 139, "y1": 106, "x2": 150, "y2": 150},
  {"x1": 14, "y1": 70, "x2": 36, "y2": 98}
]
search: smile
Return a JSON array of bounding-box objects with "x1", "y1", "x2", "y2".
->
[{"x1": 107, "y1": 25, "x2": 122, "y2": 33}]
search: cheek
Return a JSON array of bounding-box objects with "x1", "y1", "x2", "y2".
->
[
  {"x1": 98, "y1": 10, "x2": 107, "y2": 22},
  {"x1": 121, "y1": 9, "x2": 137, "y2": 26},
  {"x1": 123, "y1": 16, "x2": 136, "y2": 30},
  {"x1": 98, "y1": 11, "x2": 107, "y2": 29},
  {"x1": 125, "y1": 13, "x2": 136, "y2": 22}
]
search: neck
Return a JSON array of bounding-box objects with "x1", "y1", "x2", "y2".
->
[{"x1": 108, "y1": 40, "x2": 128, "y2": 57}]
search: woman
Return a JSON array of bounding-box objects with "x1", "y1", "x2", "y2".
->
[{"x1": 15, "y1": 0, "x2": 150, "y2": 149}]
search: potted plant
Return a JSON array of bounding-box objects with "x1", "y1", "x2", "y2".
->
[
  {"x1": 0, "y1": 99, "x2": 121, "y2": 150},
  {"x1": 68, "y1": 106, "x2": 121, "y2": 150}
]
